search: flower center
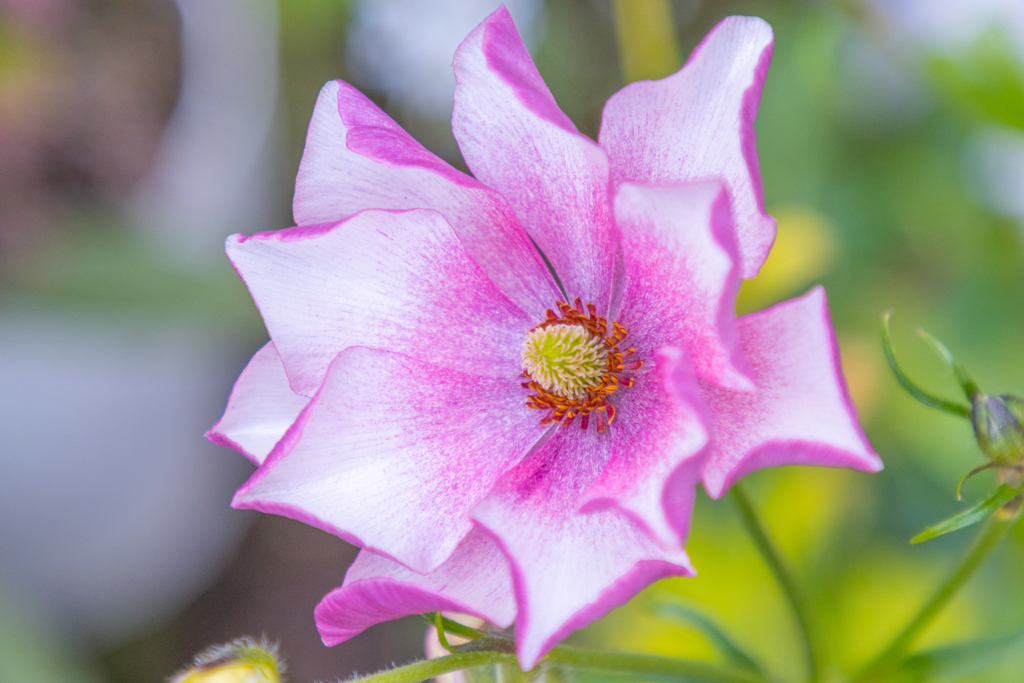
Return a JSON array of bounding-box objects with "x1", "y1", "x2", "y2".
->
[
  {"x1": 520, "y1": 298, "x2": 643, "y2": 433},
  {"x1": 521, "y1": 324, "x2": 608, "y2": 401}
]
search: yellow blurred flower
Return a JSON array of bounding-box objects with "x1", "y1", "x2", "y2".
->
[
  {"x1": 737, "y1": 205, "x2": 837, "y2": 313},
  {"x1": 837, "y1": 334, "x2": 884, "y2": 421}
]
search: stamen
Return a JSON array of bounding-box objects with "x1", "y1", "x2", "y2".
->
[
  {"x1": 521, "y1": 324, "x2": 608, "y2": 401},
  {"x1": 519, "y1": 300, "x2": 642, "y2": 433}
]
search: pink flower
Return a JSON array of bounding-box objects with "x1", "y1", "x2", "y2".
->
[{"x1": 208, "y1": 7, "x2": 881, "y2": 668}]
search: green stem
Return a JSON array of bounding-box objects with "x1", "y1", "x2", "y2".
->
[
  {"x1": 342, "y1": 646, "x2": 769, "y2": 683},
  {"x1": 345, "y1": 651, "x2": 515, "y2": 683},
  {"x1": 434, "y1": 612, "x2": 452, "y2": 652},
  {"x1": 412, "y1": 610, "x2": 774, "y2": 683},
  {"x1": 423, "y1": 612, "x2": 484, "y2": 640},
  {"x1": 730, "y1": 483, "x2": 822, "y2": 683},
  {"x1": 855, "y1": 516, "x2": 1013, "y2": 682},
  {"x1": 544, "y1": 646, "x2": 767, "y2": 683},
  {"x1": 348, "y1": 635, "x2": 769, "y2": 683}
]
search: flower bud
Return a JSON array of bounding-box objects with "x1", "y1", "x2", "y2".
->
[
  {"x1": 170, "y1": 637, "x2": 282, "y2": 683},
  {"x1": 971, "y1": 394, "x2": 1024, "y2": 465}
]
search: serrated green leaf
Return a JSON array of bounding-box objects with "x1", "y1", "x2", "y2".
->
[
  {"x1": 655, "y1": 603, "x2": 764, "y2": 674},
  {"x1": 882, "y1": 314, "x2": 971, "y2": 419},
  {"x1": 911, "y1": 484, "x2": 1020, "y2": 544}
]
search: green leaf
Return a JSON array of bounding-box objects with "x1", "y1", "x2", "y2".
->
[
  {"x1": 927, "y1": 28, "x2": 1024, "y2": 130},
  {"x1": 655, "y1": 603, "x2": 764, "y2": 675},
  {"x1": 911, "y1": 484, "x2": 1020, "y2": 544},
  {"x1": 956, "y1": 463, "x2": 998, "y2": 500},
  {"x1": 422, "y1": 613, "x2": 484, "y2": 640},
  {"x1": 435, "y1": 612, "x2": 452, "y2": 652},
  {"x1": 882, "y1": 313, "x2": 971, "y2": 418},
  {"x1": 917, "y1": 328, "x2": 980, "y2": 400},
  {"x1": 896, "y1": 627, "x2": 1024, "y2": 682},
  {"x1": 542, "y1": 647, "x2": 767, "y2": 683},
  {"x1": 346, "y1": 652, "x2": 516, "y2": 683},
  {"x1": 344, "y1": 645, "x2": 768, "y2": 683}
]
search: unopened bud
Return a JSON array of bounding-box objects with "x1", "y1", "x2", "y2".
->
[
  {"x1": 170, "y1": 637, "x2": 282, "y2": 683},
  {"x1": 972, "y1": 394, "x2": 1024, "y2": 465}
]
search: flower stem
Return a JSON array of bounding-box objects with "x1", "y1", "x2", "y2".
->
[
  {"x1": 730, "y1": 482, "x2": 822, "y2": 683},
  {"x1": 854, "y1": 516, "x2": 1014, "y2": 682},
  {"x1": 345, "y1": 652, "x2": 516, "y2": 683},
  {"x1": 544, "y1": 646, "x2": 767, "y2": 683},
  {"x1": 424, "y1": 612, "x2": 485, "y2": 640},
  {"x1": 343, "y1": 647, "x2": 768, "y2": 683}
]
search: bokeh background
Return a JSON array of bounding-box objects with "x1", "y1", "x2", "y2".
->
[{"x1": 1, "y1": 0, "x2": 1023, "y2": 681}]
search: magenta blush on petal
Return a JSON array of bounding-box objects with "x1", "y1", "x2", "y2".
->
[
  {"x1": 476, "y1": 6, "x2": 577, "y2": 135},
  {"x1": 600, "y1": 16, "x2": 776, "y2": 279},
  {"x1": 293, "y1": 80, "x2": 560, "y2": 319},
  {"x1": 578, "y1": 345, "x2": 711, "y2": 549},
  {"x1": 700, "y1": 287, "x2": 883, "y2": 498},
  {"x1": 472, "y1": 429, "x2": 695, "y2": 669},
  {"x1": 316, "y1": 527, "x2": 516, "y2": 646},
  {"x1": 337, "y1": 84, "x2": 473, "y2": 182},
  {"x1": 206, "y1": 341, "x2": 309, "y2": 465},
  {"x1": 234, "y1": 346, "x2": 550, "y2": 574},
  {"x1": 207, "y1": 5, "x2": 883, "y2": 669},
  {"x1": 453, "y1": 6, "x2": 617, "y2": 313},
  {"x1": 227, "y1": 208, "x2": 534, "y2": 397},
  {"x1": 613, "y1": 181, "x2": 753, "y2": 392}
]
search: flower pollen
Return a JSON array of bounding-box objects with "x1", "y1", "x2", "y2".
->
[
  {"x1": 521, "y1": 298, "x2": 643, "y2": 433},
  {"x1": 521, "y1": 324, "x2": 608, "y2": 401}
]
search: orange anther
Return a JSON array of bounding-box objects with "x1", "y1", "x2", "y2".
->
[{"x1": 521, "y1": 298, "x2": 642, "y2": 432}]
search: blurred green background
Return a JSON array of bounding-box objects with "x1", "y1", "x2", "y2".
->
[{"x1": 1, "y1": 0, "x2": 1023, "y2": 682}]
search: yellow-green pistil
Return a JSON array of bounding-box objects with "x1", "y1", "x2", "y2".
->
[{"x1": 521, "y1": 323, "x2": 608, "y2": 401}]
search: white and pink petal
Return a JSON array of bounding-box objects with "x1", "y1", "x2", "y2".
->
[
  {"x1": 227, "y1": 209, "x2": 532, "y2": 398},
  {"x1": 472, "y1": 429, "x2": 695, "y2": 669},
  {"x1": 700, "y1": 287, "x2": 882, "y2": 498},
  {"x1": 316, "y1": 528, "x2": 516, "y2": 646},
  {"x1": 294, "y1": 80, "x2": 560, "y2": 319},
  {"x1": 453, "y1": 7, "x2": 616, "y2": 312},
  {"x1": 613, "y1": 181, "x2": 753, "y2": 391},
  {"x1": 579, "y1": 346, "x2": 710, "y2": 549},
  {"x1": 206, "y1": 341, "x2": 309, "y2": 465},
  {"x1": 600, "y1": 16, "x2": 775, "y2": 279},
  {"x1": 234, "y1": 347, "x2": 550, "y2": 574}
]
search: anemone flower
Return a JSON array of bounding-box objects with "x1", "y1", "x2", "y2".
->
[{"x1": 208, "y1": 7, "x2": 881, "y2": 668}]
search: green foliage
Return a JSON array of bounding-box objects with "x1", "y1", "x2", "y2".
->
[
  {"x1": 916, "y1": 328, "x2": 980, "y2": 401},
  {"x1": 928, "y1": 29, "x2": 1024, "y2": 129},
  {"x1": 655, "y1": 603, "x2": 764, "y2": 675},
  {"x1": 895, "y1": 628, "x2": 1024, "y2": 682},
  {"x1": 911, "y1": 485, "x2": 1020, "y2": 543},
  {"x1": 881, "y1": 314, "x2": 972, "y2": 418},
  {"x1": 0, "y1": 593, "x2": 104, "y2": 683}
]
